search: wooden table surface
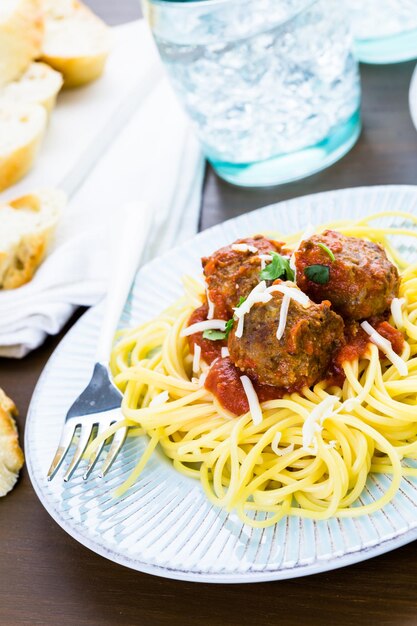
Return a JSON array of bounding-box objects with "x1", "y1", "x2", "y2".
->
[{"x1": 2, "y1": 3, "x2": 417, "y2": 625}]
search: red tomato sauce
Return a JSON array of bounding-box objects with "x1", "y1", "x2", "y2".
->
[
  {"x1": 186, "y1": 304, "x2": 225, "y2": 364},
  {"x1": 205, "y1": 358, "x2": 249, "y2": 414},
  {"x1": 204, "y1": 357, "x2": 286, "y2": 416},
  {"x1": 374, "y1": 320, "x2": 404, "y2": 354},
  {"x1": 326, "y1": 320, "x2": 404, "y2": 386}
]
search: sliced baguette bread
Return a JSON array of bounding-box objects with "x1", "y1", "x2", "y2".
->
[
  {"x1": 0, "y1": 101, "x2": 47, "y2": 192},
  {"x1": 0, "y1": 0, "x2": 44, "y2": 88},
  {"x1": 41, "y1": 0, "x2": 111, "y2": 88},
  {"x1": 0, "y1": 188, "x2": 65, "y2": 289},
  {"x1": 0, "y1": 388, "x2": 24, "y2": 497},
  {"x1": 0, "y1": 62, "x2": 63, "y2": 114}
]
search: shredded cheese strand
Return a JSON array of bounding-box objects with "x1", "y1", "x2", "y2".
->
[
  {"x1": 231, "y1": 243, "x2": 258, "y2": 253},
  {"x1": 192, "y1": 344, "x2": 201, "y2": 373},
  {"x1": 240, "y1": 375, "x2": 263, "y2": 426},
  {"x1": 181, "y1": 319, "x2": 227, "y2": 337},
  {"x1": 361, "y1": 321, "x2": 408, "y2": 377},
  {"x1": 391, "y1": 297, "x2": 405, "y2": 329},
  {"x1": 302, "y1": 396, "x2": 340, "y2": 450},
  {"x1": 267, "y1": 283, "x2": 310, "y2": 307},
  {"x1": 234, "y1": 281, "x2": 272, "y2": 338},
  {"x1": 276, "y1": 293, "x2": 290, "y2": 340}
]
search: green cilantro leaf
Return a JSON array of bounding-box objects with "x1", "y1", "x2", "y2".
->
[
  {"x1": 259, "y1": 252, "x2": 295, "y2": 282},
  {"x1": 236, "y1": 296, "x2": 247, "y2": 307},
  {"x1": 317, "y1": 243, "x2": 335, "y2": 262},
  {"x1": 304, "y1": 264, "x2": 330, "y2": 285},
  {"x1": 203, "y1": 318, "x2": 234, "y2": 341}
]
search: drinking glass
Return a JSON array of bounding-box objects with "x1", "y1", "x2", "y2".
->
[
  {"x1": 143, "y1": 0, "x2": 361, "y2": 187},
  {"x1": 348, "y1": 0, "x2": 417, "y2": 64}
]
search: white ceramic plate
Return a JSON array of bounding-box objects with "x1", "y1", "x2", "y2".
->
[
  {"x1": 26, "y1": 185, "x2": 417, "y2": 583},
  {"x1": 410, "y1": 65, "x2": 417, "y2": 132}
]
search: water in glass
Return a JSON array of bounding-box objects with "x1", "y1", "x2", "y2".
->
[{"x1": 145, "y1": 0, "x2": 361, "y2": 186}]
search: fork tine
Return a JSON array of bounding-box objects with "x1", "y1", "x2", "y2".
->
[
  {"x1": 99, "y1": 426, "x2": 128, "y2": 478},
  {"x1": 47, "y1": 422, "x2": 78, "y2": 481},
  {"x1": 82, "y1": 421, "x2": 111, "y2": 480},
  {"x1": 63, "y1": 422, "x2": 95, "y2": 482}
]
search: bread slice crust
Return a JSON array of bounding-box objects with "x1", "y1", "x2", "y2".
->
[
  {"x1": 0, "y1": 61, "x2": 63, "y2": 114},
  {"x1": 0, "y1": 102, "x2": 47, "y2": 192},
  {"x1": 41, "y1": 0, "x2": 111, "y2": 88},
  {"x1": 0, "y1": 188, "x2": 65, "y2": 289},
  {"x1": 0, "y1": 0, "x2": 44, "y2": 88},
  {"x1": 0, "y1": 388, "x2": 24, "y2": 497}
]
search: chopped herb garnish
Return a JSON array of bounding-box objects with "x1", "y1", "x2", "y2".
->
[
  {"x1": 317, "y1": 243, "x2": 335, "y2": 262},
  {"x1": 237, "y1": 296, "x2": 247, "y2": 307},
  {"x1": 304, "y1": 264, "x2": 330, "y2": 285},
  {"x1": 260, "y1": 252, "x2": 295, "y2": 282},
  {"x1": 203, "y1": 318, "x2": 234, "y2": 341}
]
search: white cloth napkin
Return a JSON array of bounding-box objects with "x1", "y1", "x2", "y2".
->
[{"x1": 0, "y1": 21, "x2": 204, "y2": 358}]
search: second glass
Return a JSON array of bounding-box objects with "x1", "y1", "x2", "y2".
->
[
  {"x1": 144, "y1": 0, "x2": 361, "y2": 187},
  {"x1": 348, "y1": 0, "x2": 417, "y2": 64}
]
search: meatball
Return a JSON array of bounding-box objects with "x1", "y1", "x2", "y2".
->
[
  {"x1": 228, "y1": 288, "x2": 344, "y2": 389},
  {"x1": 295, "y1": 230, "x2": 400, "y2": 320},
  {"x1": 202, "y1": 235, "x2": 285, "y2": 319}
]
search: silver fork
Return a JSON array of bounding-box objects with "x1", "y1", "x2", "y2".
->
[{"x1": 47, "y1": 201, "x2": 152, "y2": 482}]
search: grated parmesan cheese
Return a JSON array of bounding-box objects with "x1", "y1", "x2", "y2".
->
[
  {"x1": 233, "y1": 281, "x2": 311, "y2": 341},
  {"x1": 149, "y1": 391, "x2": 169, "y2": 407},
  {"x1": 276, "y1": 293, "x2": 290, "y2": 340},
  {"x1": 221, "y1": 347, "x2": 230, "y2": 358},
  {"x1": 231, "y1": 243, "x2": 258, "y2": 253},
  {"x1": 234, "y1": 281, "x2": 272, "y2": 339},
  {"x1": 268, "y1": 284, "x2": 310, "y2": 341},
  {"x1": 240, "y1": 375, "x2": 263, "y2": 426},
  {"x1": 275, "y1": 443, "x2": 295, "y2": 456},
  {"x1": 181, "y1": 319, "x2": 227, "y2": 337},
  {"x1": 360, "y1": 320, "x2": 408, "y2": 377},
  {"x1": 390, "y1": 297, "x2": 405, "y2": 330},
  {"x1": 267, "y1": 283, "x2": 310, "y2": 307},
  {"x1": 288, "y1": 224, "x2": 316, "y2": 281},
  {"x1": 198, "y1": 372, "x2": 208, "y2": 387},
  {"x1": 236, "y1": 316, "x2": 245, "y2": 339},
  {"x1": 192, "y1": 344, "x2": 201, "y2": 373},
  {"x1": 259, "y1": 253, "x2": 275, "y2": 271},
  {"x1": 302, "y1": 395, "x2": 340, "y2": 450}
]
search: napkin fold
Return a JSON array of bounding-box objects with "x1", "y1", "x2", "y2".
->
[{"x1": 0, "y1": 21, "x2": 205, "y2": 358}]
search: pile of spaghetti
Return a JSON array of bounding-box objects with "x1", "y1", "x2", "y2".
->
[{"x1": 105, "y1": 211, "x2": 417, "y2": 528}]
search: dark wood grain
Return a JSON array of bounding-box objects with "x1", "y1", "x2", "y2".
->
[{"x1": 2, "y1": 2, "x2": 417, "y2": 625}]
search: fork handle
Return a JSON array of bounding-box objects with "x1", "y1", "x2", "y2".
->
[{"x1": 95, "y1": 200, "x2": 153, "y2": 364}]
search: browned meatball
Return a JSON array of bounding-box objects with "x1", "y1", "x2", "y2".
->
[
  {"x1": 228, "y1": 289, "x2": 344, "y2": 389},
  {"x1": 202, "y1": 235, "x2": 285, "y2": 319},
  {"x1": 295, "y1": 230, "x2": 400, "y2": 320}
]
